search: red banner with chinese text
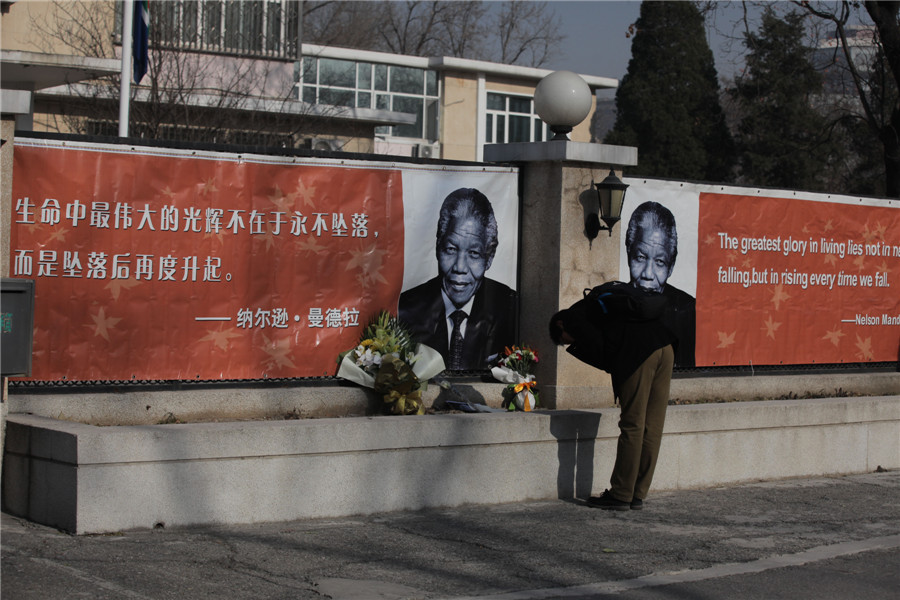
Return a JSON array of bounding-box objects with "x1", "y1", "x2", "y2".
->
[
  {"x1": 696, "y1": 193, "x2": 900, "y2": 366},
  {"x1": 11, "y1": 143, "x2": 404, "y2": 380}
]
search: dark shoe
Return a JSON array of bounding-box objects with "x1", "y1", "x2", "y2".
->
[
  {"x1": 587, "y1": 490, "x2": 630, "y2": 511},
  {"x1": 630, "y1": 498, "x2": 643, "y2": 510}
]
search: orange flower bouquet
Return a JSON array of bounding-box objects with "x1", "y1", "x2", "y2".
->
[{"x1": 491, "y1": 346, "x2": 540, "y2": 411}]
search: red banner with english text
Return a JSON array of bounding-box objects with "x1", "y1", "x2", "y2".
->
[{"x1": 696, "y1": 193, "x2": 899, "y2": 366}]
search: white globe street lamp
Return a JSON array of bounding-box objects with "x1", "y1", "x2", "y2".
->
[{"x1": 533, "y1": 70, "x2": 592, "y2": 141}]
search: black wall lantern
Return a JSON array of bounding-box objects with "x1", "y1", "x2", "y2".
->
[{"x1": 586, "y1": 170, "x2": 628, "y2": 240}]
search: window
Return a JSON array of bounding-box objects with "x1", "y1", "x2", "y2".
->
[
  {"x1": 485, "y1": 92, "x2": 549, "y2": 143},
  {"x1": 302, "y1": 57, "x2": 440, "y2": 141},
  {"x1": 319, "y1": 58, "x2": 356, "y2": 88},
  {"x1": 392, "y1": 96, "x2": 423, "y2": 138},
  {"x1": 137, "y1": 0, "x2": 300, "y2": 58}
]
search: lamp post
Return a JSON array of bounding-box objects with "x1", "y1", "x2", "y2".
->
[{"x1": 533, "y1": 70, "x2": 592, "y2": 141}]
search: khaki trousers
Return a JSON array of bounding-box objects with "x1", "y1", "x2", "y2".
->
[{"x1": 609, "y1": 344, "x2": 674, "y2": 502}]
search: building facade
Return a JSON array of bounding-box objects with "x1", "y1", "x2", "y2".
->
[{"x1": 1, "y1": 0, "x2": 616, "y2": 160}]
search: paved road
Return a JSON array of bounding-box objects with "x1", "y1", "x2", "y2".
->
[{"x1": 3, "y1": 470, "x2": 899, "y2": 599}]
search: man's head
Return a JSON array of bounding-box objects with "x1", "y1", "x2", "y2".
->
[
  {"x1": 625, "y1": 201, "x2": 678, "y2": 294},
  {"x1": 549, "y1": 310, "x2": 574, "y2": 345},
  {"x1": 435, "y1": 188, "x2": 498, "y2": 308}
]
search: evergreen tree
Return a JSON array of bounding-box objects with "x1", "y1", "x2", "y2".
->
[
  {"x1": 731, "y1": 8, "x2": 837, "y2": 191},
  {"x1": 605, "y1": 1, "x2": 734, "y2": 182}
]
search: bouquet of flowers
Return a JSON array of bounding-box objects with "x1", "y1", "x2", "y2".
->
[
  {"x1": 491, "y1": 346, "x2": 540, "y2": 411},
  {"x1": 337, "y1": 311, "x2": 445, "y2": 415}
]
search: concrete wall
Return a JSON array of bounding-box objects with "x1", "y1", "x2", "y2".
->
[
  {"x1": 6, "y1": 371, "x2": 897, "y2": 427},
  {"x1": 3, "y1": 105, "x2": 27, "y2": 482},
  {"x1": 1, "y1": 118, "x2": 13, "y2": 275},
  {"x1": 3, "y1": 395, "x2": 898, "y2": 534}
]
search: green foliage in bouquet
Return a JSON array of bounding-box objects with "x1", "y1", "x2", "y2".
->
[
  {"x1": 340, "y1": 311, "x2": 427, "y2": 415},
  {"x1": 492, "y1": 346, "x2": 540, "y2": 411}
]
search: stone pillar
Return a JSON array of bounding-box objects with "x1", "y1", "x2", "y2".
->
[
  {"x1": 2, "y1": 91, "x2": 32, "y2": 477},
  {"x1": 485, "y1": 141, "x2": 637, "y2": 409}
]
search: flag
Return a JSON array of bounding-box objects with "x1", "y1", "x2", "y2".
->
[{"x1": 132, "y1": 0, "x2": 149, "y2": 83}]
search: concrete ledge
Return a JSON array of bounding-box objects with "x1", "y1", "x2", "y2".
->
[
  {"x1": 3, "y1": 396, "x2": 897, "y2": 534},
  {"x1": 8, "y1": 372, "x2": 898, "y2": 424},
  {"x1": 670, "y1": 372, "x2": 900, "y2": 404},
  {"x1": 483, "y1": 140, "x2": 638, "y2": 166},
  {"x1": 3, "y1": 381, "x2": 504, "y2": 425}
]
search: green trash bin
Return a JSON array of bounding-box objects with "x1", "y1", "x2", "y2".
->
[{"x1": 1, "y1": 278, "x2": 35, "y2": 377}]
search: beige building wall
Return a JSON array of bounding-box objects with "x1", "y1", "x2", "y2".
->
[
  {"x1": 441, "y1": 74, "x2": 600, "y2": 162},
  {"x1": 440, "y1": 73, "x2": 479, "y2": 162},
  {"x1": 2, "y1": 1, "x2": 115, "y2": 55},
  {"x1": 2, "y1": 1, "x2": 114, "y2": 135}
]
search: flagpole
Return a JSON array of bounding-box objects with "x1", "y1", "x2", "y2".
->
[{"x1": 119, "y1": 0, "x2": 134, "y2": 138}]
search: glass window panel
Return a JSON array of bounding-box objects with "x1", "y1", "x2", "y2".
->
[
  {"x1": 302, "y1": 58, "x2": 317, "y2": 84},
  {"x1": 509, "y1": 96, "x2": 531, "y2": 114},
  {"x1": 425, "y1": 70, "x2": 438, "y2": 96},
  {"x1": 424, "y1": 98, "x2": 438, "y2": 140},
  {"x1": 486, "y1": 114, "x2": 494, "y2": 143},
  {"x1": 357, "y1": 63, "x2": 372, "y2": 89},
  {"x1": 487, "y1": 93, "x2": 505, "y2": 111},
  {"x1": 285, "y1": 0, "x2": 299, "y2": 56},
  {"x1": 224, "y1": 0, "x2": 242, "y2": 49},
  {"x1": 153, "y1": 2, "x2": 178, "y2": 44},
  {"x1": 302, "y1": 86, "x2": 316, "y2": 104},
  {"x1": 357, "y1": 92, "x2": 371, "y2": 108},
  {"x1": 497, "y1": 115, "x2": 506, "y2": 143},
  {"x1": 375, "y1": 125, "x2": 390, "y2": 136},
  {"x1": 390, "y1": 66, "x2": 423, "y2": 94},
  {"x1": 266, "y1": 1, "x2": 282, "y2": 52},
  {"x1": 374, "y1": 64, "x2": 388, "y2": 91},
  {"x1": 319, "y1": 58, "x2": 356, "y2": 87},
  {"x1": 320, "y1": 88, "x2": 355, "y2": 107},
  {"x1": 376, "y1": 94, "x2": 390, "y2": 110},
  {"x1": 182, "y1": 1, "x2": 199, "y2": 45},
  {"x1": 114, "y1": 1, "x2": 122, "y2": 37},
  {"x1": 245, "y1": 1, "x2": 263, "y2": 52},
  {"x1": 509, "y1": 115, "x2": 530, "y2": 142},
  {"x1": 535, "y1": 118, "x2": 544, "y2": 142},
  {"x1": 392, "y1": 96, "x2": 423, "y2": 138},
  {"x1": 203, "y1": 0, "x2": 222, "y2": 46}
]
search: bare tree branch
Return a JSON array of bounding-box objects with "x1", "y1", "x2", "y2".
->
[
  {"x1": 302, "y1": 0, "x2": 561, "y2": 67},
  {"x1": 792, "y1": 1, "x2": 880, "y2": 128},
  {"x1": 494, "y1": 1, "x2": 560, "y2": 67}
]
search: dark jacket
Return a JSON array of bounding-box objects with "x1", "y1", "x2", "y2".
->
[
  {"x1": 398, "y1": 276, "x2": 517, "y2": 370},
  {"x1": 660, "y1": 283, "x2": 695, "y2": 367},
  {"x1": 560, "y1": 282, "x2": 676, "y2": 395}
]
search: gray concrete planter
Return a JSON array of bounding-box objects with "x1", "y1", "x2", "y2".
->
[{"x1": 3, "y1": 396, "x2": 898, "y2": 534}]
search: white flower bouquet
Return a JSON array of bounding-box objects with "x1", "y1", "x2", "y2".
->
[{"x1": 337, "y1": 311, "x2": 445, "y2": 415}]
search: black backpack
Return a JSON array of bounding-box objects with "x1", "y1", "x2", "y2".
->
[
  {"x1": 556, "y1": 281, "x2": 667, "y2": 374},
  {"x1": 582, "y1": 281, "x2": 667, "y2": 322}
]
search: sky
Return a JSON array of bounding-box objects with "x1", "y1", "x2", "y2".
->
[
  {"x1": 545, "y1": 1, "x2": 642, "y2": 80},
  {"x1": 543, "y1": 1, "x2": 755, "y2": 96}
]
